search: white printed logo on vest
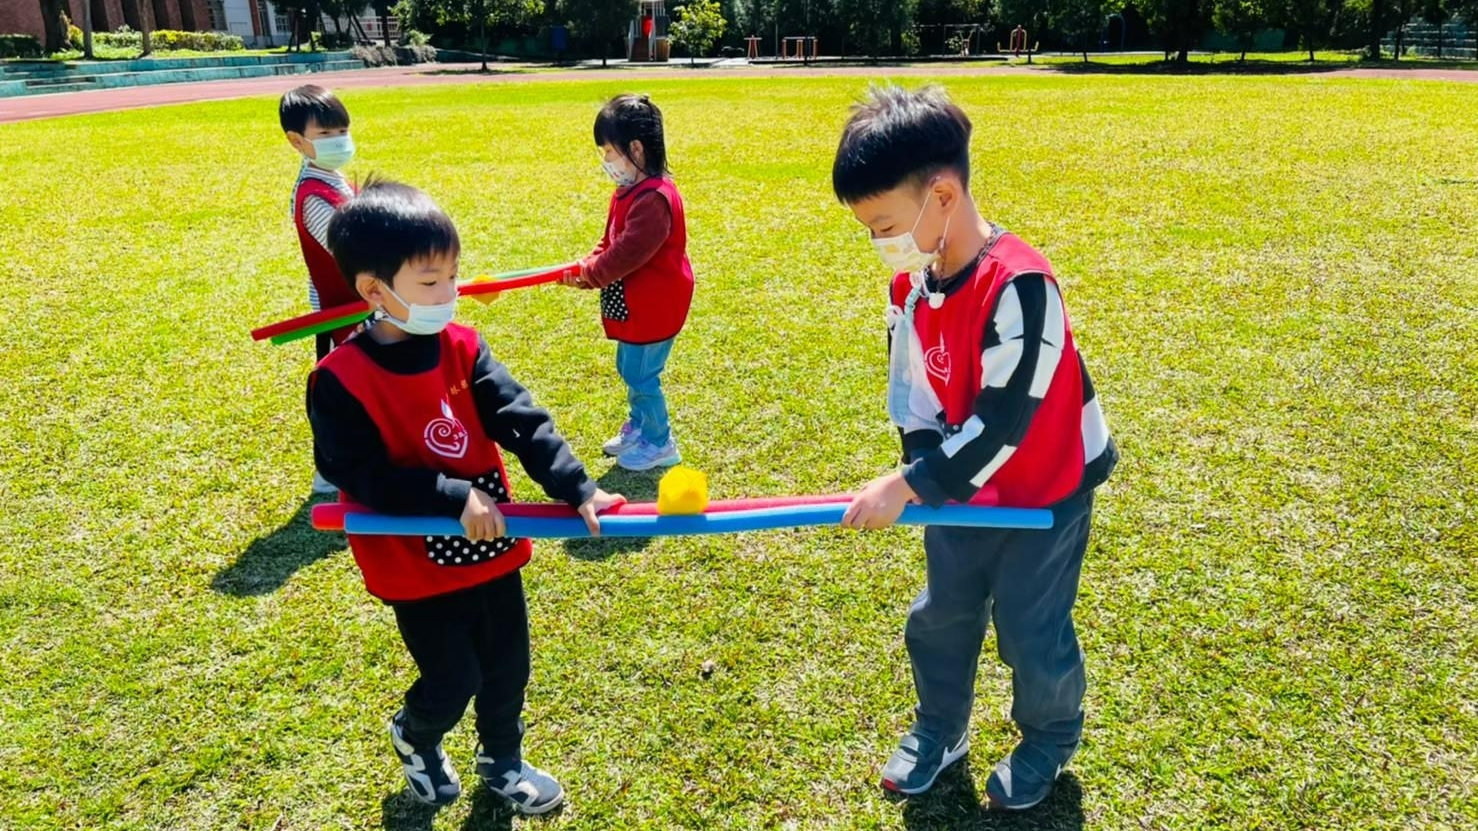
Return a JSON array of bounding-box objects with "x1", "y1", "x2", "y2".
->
[
  {"x1": 924, "y1": 333, "x2": 951, "y2": 385},
  {"x1": 423, "y1": 400, "x2": 469, "y2": 459}
]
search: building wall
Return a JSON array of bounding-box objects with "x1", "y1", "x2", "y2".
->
[{"x1": 2, "y1": 0, "x2": 216, "y2": 44}]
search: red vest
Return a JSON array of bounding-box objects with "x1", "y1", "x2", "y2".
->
[
  {"x1": 598, "y1": 177, "x2": 694, "y2": 343},
  {"x1": 294, "y1": 176, "x2": 360, "y2": 345},
  {"x1": 890, "y1": 233, "x2": 1084, "y2": 508},
  {"x1": 315, "y1": 324, "x2": 532, "y2": 602}
]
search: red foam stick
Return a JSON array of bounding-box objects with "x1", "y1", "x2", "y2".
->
[
  {"x1": 309, "y1": 487, "x2": 1000, "y2": 532},
  {"x1": 251, "y1": 263, "x2": 579, "y2": 342}
]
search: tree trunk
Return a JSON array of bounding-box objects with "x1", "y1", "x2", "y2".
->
[
  {"x1": 39, "y1": 0, "x2": 64, "y2": 54},
  {"x1": 1436, "y1": 27, "x2": 1443, "y2": 59},
  {"x1": 82, "y1": 0, "x2": 93, "y2": 58},
  {"x1": 480, "y1": 17, "x2": 488, "y2": 70},
  {"x1": 1394, "y1": 27, "x2": 1402, "y2": 60},
  {"x1": 135, "y1": 0, "x2": 152, "y2": 56},
  {"x1": 1369, "y1": 0, "x2": 1387, "y2": 58},
  {"x1": 379, "y1": 3, "x2": 391, "y2": 47},
  {"x1": 1176, "y1": 47, "x2": 1189, "y2": 63}
]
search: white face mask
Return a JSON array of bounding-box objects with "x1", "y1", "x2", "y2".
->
[
  {"x1": 379, "y1": 284, "x2": 455, "y2": 336},
  {"x1": 872, "y1": 195, "x2": 949, "y2": 275},
  {"x1": 309, "y1": 134, "x2": 355, "y2": 171},
  {"x1": 602, "y1": 158, "x2": 640, "y2": 187}
]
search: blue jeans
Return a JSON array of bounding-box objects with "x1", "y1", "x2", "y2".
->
[
  {"x1": 615, "y1": 338, "x2": 674, "y2": 446},
  {"x1": 904, "y1": 490, "x2": 1094, "y2": 763}
]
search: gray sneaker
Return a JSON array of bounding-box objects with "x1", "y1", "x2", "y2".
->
[
  {"x1": 879, "y1": 732, "x2": 969, "y2": 795},
  {"x1": 616, "y1": 438, "x2": 681, "y2": 472},
  {"x1": 602, "y1": 422, "x2": 641, "y2": 456},
  {"x1": 984, "y1": 742, "x2": 1071, "y2": 810},
  {"x1": 388, "y1": 710, "x2": 461, "y2": 807},
  {"x1": 476, "y1": 751, "x2": 566, "y2": 815}
]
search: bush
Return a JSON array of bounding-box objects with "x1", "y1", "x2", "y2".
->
[
  {"x1": 0, "y1": 34, "x2": 43, "y2": 59},
  {"x1": 403, "y1": 29, "x2": 431, "y2": 46},
  {"x1": 68, "y1": 24, "x2": 83, "y2": 51},
  {"x1": 95, "y1": 26, "x2": 141, "y2": 50},
  {"x1": 151, "y1": 30, "x2": 245, "y2": 52},
  {"x1": 352, "y1": 43, "x2": 436, "y2": 66}
]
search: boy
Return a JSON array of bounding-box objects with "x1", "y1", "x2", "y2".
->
[
  {"x1": 308, "y1": 180, "x2": 624, "y2": 814},
  {"x1": 833, "y1": 85, "x2": 1117, "y2": 810},
  {"x1": 281, "y1": 84, "x2": 357, "y2": 494}
]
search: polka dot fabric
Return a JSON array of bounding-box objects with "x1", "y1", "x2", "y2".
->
[
  {"x1": 600, "y1": 282, "x2": 630, "y2": 322},
  {"x1": 425, "y1": 468, "x2": 518, "y2": 566}
]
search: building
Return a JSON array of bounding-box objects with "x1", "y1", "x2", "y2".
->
[
  {"x1": 2, "y1": 1, "x2": 212, "y2": 44},
  {"x1": 1, "y1": 1, "x2": 394, "y2": 51}
]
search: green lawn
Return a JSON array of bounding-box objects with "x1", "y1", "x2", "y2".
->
[{"x1": 1, "y1": 73, "x2": 1475, "y2": 831}]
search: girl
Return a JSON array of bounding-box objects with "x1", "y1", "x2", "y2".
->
[{"x1": 566, "y1": 94, "x2": 695, "y2": 472}]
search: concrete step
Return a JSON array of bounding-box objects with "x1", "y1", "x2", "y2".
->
[
  {"x1": 16, "y1": 81, "x2": 106, "y2": 95},
  {"x1": 1, "y1": 53, "x2": 376, "y2": 98},
  {"x1": 24, "y1": 75, "x2": 99, "y2": 88}
]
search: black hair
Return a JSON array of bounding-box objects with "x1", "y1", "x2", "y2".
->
[
  {"x1": 831, "y1": 84, "x2": 972, "y2": 204},
  {"x1": 326, "y1": 179, "x2": 460, "y2": 293},
  {"x1": 593, "y1": 93, "x2": 669, "y2": 177},
  {"x1": 279, "y1": 84, "x2": 351, "y2": 135}
]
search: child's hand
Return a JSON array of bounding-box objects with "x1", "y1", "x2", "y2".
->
[
  {"x1": 841, "y1": 472, "x2": 917, "y2": 531},
  {"x1": 561, "y1": 262, "x2": 589, "y2": 289},
  {"x1": 461, "y1": 488, "x2": 506, "y2": 541},
  {"x1": 577, "y1": 488, "x2": 627, "y2": 536}
]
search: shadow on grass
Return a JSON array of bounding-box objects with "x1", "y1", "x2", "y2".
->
[
  {"x1": 558, "y1": 465, "x2": 661, "y2": 561},
  {"x1": 420, "y1": 68, "x2": 526, "y2": 76},
  {"x1": 378, "y1": 786, "x2": 547, "y2": 830},
  {"x1": 211, "y1": 494, "x2": 344, "y2": 596},
  {"x1": 898, "y1": 763, "x2": 1085, "y2": 831},
  {"x1": 1040, "y1": 57, "x2": 1478, "y2": 76}
]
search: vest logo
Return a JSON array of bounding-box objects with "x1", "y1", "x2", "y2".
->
[
  {"x1": 424, "y1": 400, "x2": 469, "y2": 459},
  {"x1": 924, "y1": 334, "x2": 951, "y2": 384}
]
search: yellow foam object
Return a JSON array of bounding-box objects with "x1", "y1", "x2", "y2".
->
[{"x1": 657, "y1": 466, "x2": 709, "y2": 515}]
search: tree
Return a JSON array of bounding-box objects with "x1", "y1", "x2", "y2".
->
[
  {"x1": 1279, "y1": 0, "x2": 1330, "y2": 60},
  {"x1": 1419, "y1": 0, "x2": 1449, "y2": 58},
  {"x1": 998, "y1": 0, "x2": 1047, "y2": 60},
  {"x1": 37, "y1": 0, "x2": 66, "y2": 54},
  {"x1": 1143, "y1": 0, "x2": 1208, "y2": 62},
  {"x1": 321, "y1": 0, "x2": 373, "y2": 44},
  {"x1": 1051, "y1": 0, "x2": 1104, "y2": 60},
  {"x1": 557, "y1": 0, "x2": 632, "y2": 66},
  {"x1": 836, "y1": 0, "x2": 917, "y2": 57},
  {"x1": 403, "y1": 0, "x2": 543, "y2": 68},
  {"x1": 1211, "y1": 0, "x2": 1268, "y2": 60},
  {"x1": 671, "y1": 0, "x2": 728, "y2": 63}
]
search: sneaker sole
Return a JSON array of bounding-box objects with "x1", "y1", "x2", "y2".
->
[
  {"x1": 616, "y1": 453, "x2": 681, "y2": 472},
  {"x1": 880, "y1": 739, "x2": 969, "y2": 795},
  {"x1": 602, "y1": 443, "x2": 639, "y2": 457},
  {"x1": 486, "y1": 783, "x2": 566, "y2": 815}
]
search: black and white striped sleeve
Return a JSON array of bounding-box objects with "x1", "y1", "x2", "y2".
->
[
  {"x1": 902, "y1": 273, "x2": 1066, "y2": 506},
  {"x1": 303, "y1": 194, "x2": 337, "y2": 250}
]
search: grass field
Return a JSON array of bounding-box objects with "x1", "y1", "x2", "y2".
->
[{"x1": 0, "y1": 72, "x2": 1475, "y2": 831}]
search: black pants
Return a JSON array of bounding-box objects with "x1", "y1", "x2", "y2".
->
[
  {"x1": 391, "y1": 571, "x2": 530, "y2": 759},
  {"x1": 315, "y1": 333, "x2": 332, "y2": 362}
]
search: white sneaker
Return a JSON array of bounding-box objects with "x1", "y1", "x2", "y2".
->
[
  {"x1": 602, "y1": 422, "x2": 641, "y2": 456},
  {"x1": 310, "y1": 471, "x2": 338, "y2": 495},
  {"x1": 616, "y1": 438, "x2": 681, "y2": 472}
]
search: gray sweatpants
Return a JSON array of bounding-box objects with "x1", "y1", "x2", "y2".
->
[{"x1": 904, "y1": 489, "x2": 1094, "y2": 762}]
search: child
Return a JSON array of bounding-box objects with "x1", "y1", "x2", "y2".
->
[
  {"x1": 832, "y1": 85, "x2": 1118, "y2": 810},
  {"x1": 281, "y1": 84, "x2": 359, "y2": 494},
  {"x1": 308, "y1": 180, "x2": 624, "y2": 814},
  {"x1": 563, "y1": 94, "x2": 695, "y2": 472}
]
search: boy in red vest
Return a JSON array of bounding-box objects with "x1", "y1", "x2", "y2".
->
[
  {"x1": 833, "y1": 85, "x2": 1117, "y2": 810},
  {"x1": 308, "y1": 180, "x2": 624, "y2": 814},
  {"x1": 281, "y1": 84, "x2": 360, "y2": 494}
]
